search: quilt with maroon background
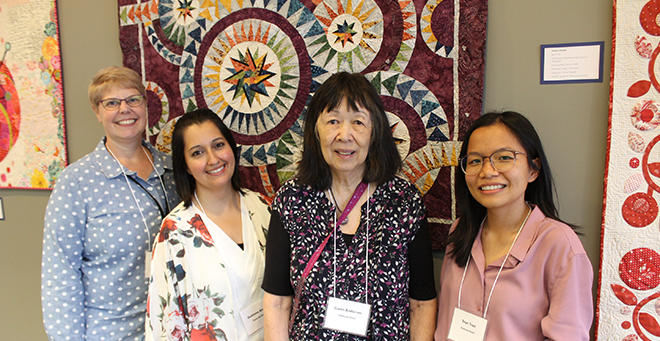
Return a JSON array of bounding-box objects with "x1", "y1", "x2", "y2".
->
[{"x1": 118, "y1": 0, "x2": 487, "y2": 250}]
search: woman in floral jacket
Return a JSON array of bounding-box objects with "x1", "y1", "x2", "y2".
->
[{"x1": 147, "y1": 109, "x2": 270, "y2": 341}]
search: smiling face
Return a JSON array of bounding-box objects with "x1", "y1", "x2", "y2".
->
[
  {"x1": 465, "y1": 124, "x2": 539, "y2": 215},
  {"x1": 316, "y1": 99, "x2": 373, "y2": 181},
  {"x1": 94, "y1": 86, "x2": 147, "y2": 145},
  {"x1": 183, "y1": 121, "x2": 235, "y2": 195}
]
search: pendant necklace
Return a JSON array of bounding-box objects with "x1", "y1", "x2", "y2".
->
[{"x1": 329, "y1": 187, "x2": 349, "y2": 225}]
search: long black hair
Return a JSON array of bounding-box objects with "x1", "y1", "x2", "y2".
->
[
  {"x1": 171, "y1": 108, "x2": 244, "y2": 208},
  {"x1": 448, "y1": 111, "x2": 576, "y2": 266},
  {"x1": 297, "y1": 72, "x2": 401, "y2": 190}
]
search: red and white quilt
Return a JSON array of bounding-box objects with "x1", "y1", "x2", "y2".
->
[{"x1": 599, "y1": 1, "x2": 660, "y2": 339}]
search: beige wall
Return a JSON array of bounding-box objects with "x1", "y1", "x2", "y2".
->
[
  {"x1": 481, "y1": 0, "x2": 610, "y2": 306},
  {"x1": 484, "y1": 2, "x2": 611, "y2": 337},
  {"x1": 0, "y1": 1, "x2": 610, "y2": 340}
]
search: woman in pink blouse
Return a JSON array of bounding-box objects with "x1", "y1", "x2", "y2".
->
[{"x1": 435, "y1": 111, "x2": 593, "y2": 341}]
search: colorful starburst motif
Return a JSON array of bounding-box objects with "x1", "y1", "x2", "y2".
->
[
  {"x1": 309, "y1": 0, "x2": 383, "y2": 71},
  {"x1": 176, "y1": 0, "x2": 196, "y2": 23},
  {"x1": 223, "y1": 47, "x2": 276, "y2": 108},
  {"x1": 201, "y1": 19, "x2": 300, "y2": 135},
  {"x1": 333, "y1": 20, "x2": 357, "y2": 47}
]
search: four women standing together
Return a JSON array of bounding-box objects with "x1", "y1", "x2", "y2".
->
[{"x1": 42, "y1": 68, "x2": 593, "y2": 341}]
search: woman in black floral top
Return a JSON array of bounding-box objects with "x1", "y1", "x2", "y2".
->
[{"x1": 262, "y1": 72, "x2": 437, "y2": 340}]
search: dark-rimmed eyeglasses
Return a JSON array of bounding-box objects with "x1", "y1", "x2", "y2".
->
[
  {"x1": 459, "y1": 149, "x2": 527, "y2": 175},
  {"x1": 98, "y1": 94, "x2": 145, "y2": 111}
]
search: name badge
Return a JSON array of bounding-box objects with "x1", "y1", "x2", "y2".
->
[
  {"x1": 240, "y1": 300, "x2": 264, "y2": 335},
  {"x1": 447, "y1": 307, "x2": 488, "y2": 341},
  {"x1": 323, "y1": 297, "x2": 371, "y2": 337},
  {"x1": 145, "y1": 250, "x2": 152, "y2": 279}
]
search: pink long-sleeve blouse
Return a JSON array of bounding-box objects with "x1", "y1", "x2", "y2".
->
[{"x1": 435, "y1": 206, "x2": 593, "y2": 341}]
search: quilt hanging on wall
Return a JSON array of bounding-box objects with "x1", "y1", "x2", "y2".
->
[
  {"x1": 118, "y1": 0, "x2": 487, "y2": 249},
  {"x1": 599, "y1": 0, "x2": 660, "y2": 339},
  {"x1": 0, "y1": 0, "x2": 66, "y2": 190}
]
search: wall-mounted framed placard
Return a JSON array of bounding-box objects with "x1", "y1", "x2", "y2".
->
[{"x1": 540, "y1": 41, "x2": 604, "y2": 84}]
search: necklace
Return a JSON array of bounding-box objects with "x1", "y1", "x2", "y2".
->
[{"x1": 329, "y1": 186, "x2": 348, "y2": 225}]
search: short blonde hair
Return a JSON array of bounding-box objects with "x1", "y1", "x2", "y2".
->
[{"x1": 88, "y1": 66, "x2": 146, "y2": 109}]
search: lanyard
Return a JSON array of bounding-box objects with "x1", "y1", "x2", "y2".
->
[
  {"x1": 327, "y1": 182, "x2": 370, "y2": 303},
  {"x1": 128, "y1": 176, "x2": 169, "y2": 218},
  {"x1": 106, "y1": 143, "x2": 170, "y2": 251},
  {"x1": 287, "y1": 182, "x2": 368, "y2": 331},
  {"x1": 457, "y1": 204, "x2": 531, "y2": 318}
]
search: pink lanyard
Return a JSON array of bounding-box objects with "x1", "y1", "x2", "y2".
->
[
  {"x1": 329, "y1": 183, "x2": 370, "y2": 302},
  {"x1": 303, "y1": 182, "x2": 368, "y2": 277},
  {"x1": 288, "y1": 182, "x2": 368, "y2": 331}
]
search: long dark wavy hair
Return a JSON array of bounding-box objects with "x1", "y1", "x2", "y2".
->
[
  {"x1": 448, "y1": 111, "x2": 576, "y2": 266},
  {"x1": 297, "y1": 72, "x2": 401, "y2": 190},
  {"x1": 171, "y1": 108, "x2": 244, "y2": 208}
]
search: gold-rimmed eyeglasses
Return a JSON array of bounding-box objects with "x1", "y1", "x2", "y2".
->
[
  {"x1": 98, "y1": 94, "x2": 145, "y2": 111},
  {"x1": 459, "y1": 149, "x2": 527, "y2": 175}
]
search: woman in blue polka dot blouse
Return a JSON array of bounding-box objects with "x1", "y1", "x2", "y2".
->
[{"x1": 41, "y1": 66, "x2": 180, "y2": 341}]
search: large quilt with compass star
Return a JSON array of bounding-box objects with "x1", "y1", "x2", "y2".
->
[{"x1": 118, "y1": 0, "x2": 487, "y2": 250}]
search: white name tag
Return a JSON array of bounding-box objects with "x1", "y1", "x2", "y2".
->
[
  {"x1": 240, "y1": 300, "x2": 264, "y2": 335},
  {"x1": 323, "y1": 297, "x2": 371, "y2": 337},
  {"x1": 447, "y1": 307, "x2": 488, "y2": 341}
]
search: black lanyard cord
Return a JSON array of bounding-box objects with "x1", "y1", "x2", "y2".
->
[{"x1": 127, "y1": 175, "x2": 169, "y2": 219}]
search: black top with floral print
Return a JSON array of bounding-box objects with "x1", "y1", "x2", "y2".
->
[{"x1": 263, "y1": 177, "x2": 436, "y2": 340}]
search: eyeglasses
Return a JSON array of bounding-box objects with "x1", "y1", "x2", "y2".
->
[
  {"x1": 98, "y1": 94, "x2": 145, "y2": 110},
  {"x1": 460, "y1": 149, "x2": 527, "y2": 175}
]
